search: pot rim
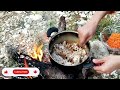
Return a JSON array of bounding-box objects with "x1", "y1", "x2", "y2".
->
[{"x1": 48, "y1": 31, "x2": 90, "y2": 67}]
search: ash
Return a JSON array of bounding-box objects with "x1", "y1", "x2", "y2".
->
[{"x1": 44, "y1": 67, "x2": 68, "y2": 79}]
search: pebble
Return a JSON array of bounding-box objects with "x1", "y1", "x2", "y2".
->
[{"x1": 0, "y1": 55, "x2": 5, "y2": 59}]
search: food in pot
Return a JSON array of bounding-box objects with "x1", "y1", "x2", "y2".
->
[
  {"x1": 51, "y1": 41, "x2": 89, "y2": 66},
  {"x1": 107, "y1": 33, "x2": 120, "y2": 48}
]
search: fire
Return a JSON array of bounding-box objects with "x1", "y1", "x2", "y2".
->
[{"x1": 28, "y1": 43, "x2": 43, "y2": 61}]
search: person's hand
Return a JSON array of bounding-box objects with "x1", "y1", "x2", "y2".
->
[
  {"x1": 77, "y1": 21, "x2": 97, "y2": 46},
  {"x1": 77, "y1": 11, "x2": 110, "y2": 47},
  {"x1": 93, "y1": 55, "x2": 120, "y2": 74}
]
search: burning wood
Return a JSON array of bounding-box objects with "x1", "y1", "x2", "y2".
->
[
  {"x1": 23, "y1": 58, "x2": 33, "y2": 79},
  {"x1": 28, "y1": 43, "x2": 43, "y2": 62}
]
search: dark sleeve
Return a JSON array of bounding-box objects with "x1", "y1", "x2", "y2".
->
[{"x1": 108, "y1": 11, "x2": 115, "y2": 14}]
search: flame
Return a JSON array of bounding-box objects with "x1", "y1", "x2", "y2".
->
[{"x1": 28, "y1": 43, "x2": 43, "y2": 61}]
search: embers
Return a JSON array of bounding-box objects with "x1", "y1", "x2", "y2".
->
[
  {"x1": 16, "y1": 53, "x2": 50, "y2": 69},
  {"x1": 17, "y1": 54, "x2": 36, "y2": 67},
  {"x1": 12, "y1": 53, "x2": 51, "y2": 79},
  {"x1": 12, "y1": 52, "x2": 95, "y2": 79}
]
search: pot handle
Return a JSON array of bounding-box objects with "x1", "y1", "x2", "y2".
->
[
  {"x1": 83, "y1": 57, "x2": 96, "y2": 69},
  {"x1": 47, "y1": 16, "x2": 66, "y2": 38},
  {"x1": 47, "y1": 27, "x2": 59, "y2": 38}
]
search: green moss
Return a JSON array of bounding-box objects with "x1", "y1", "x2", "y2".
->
[{"x1": 92, "y1": 15, "x2": 114, "y2": 41}]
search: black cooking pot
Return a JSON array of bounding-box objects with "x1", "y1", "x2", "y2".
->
[{"x1": 48, "y1": 31, "x2": 95, "y2": 74}]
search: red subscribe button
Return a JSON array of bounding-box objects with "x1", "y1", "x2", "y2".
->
[{"x1": 13, "y1": 69, "x2": 29, "y2": 74}]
